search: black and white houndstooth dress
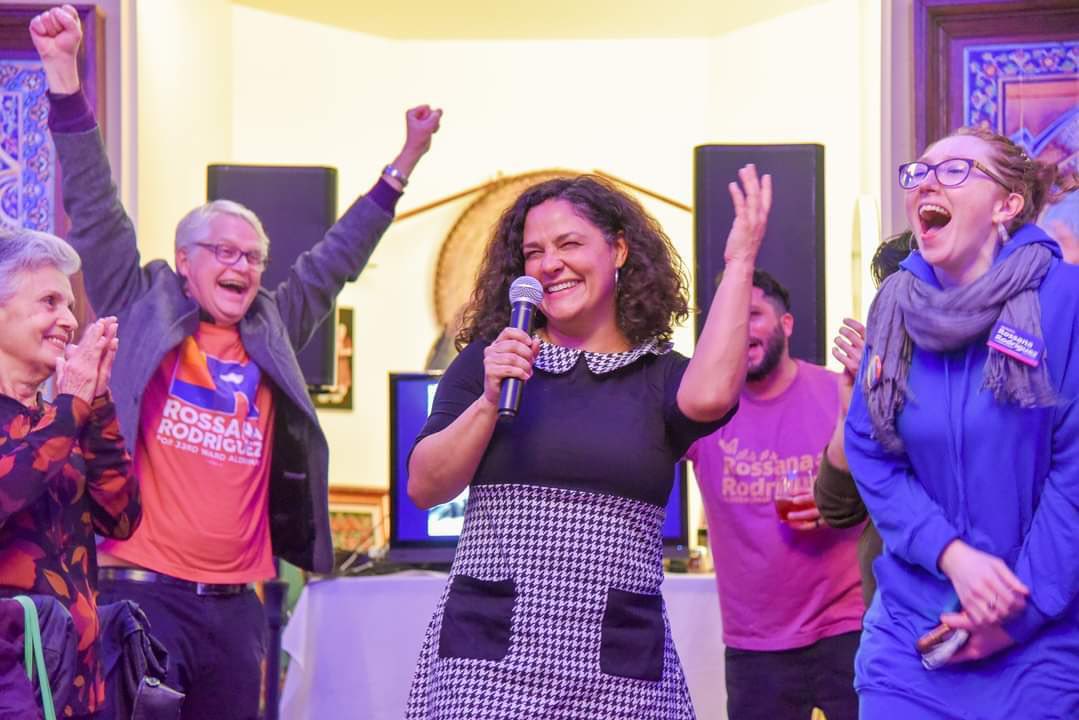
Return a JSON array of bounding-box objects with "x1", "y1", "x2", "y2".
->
[{"x1": 405, "y1": 339, "x2": 732, "y2": 720}]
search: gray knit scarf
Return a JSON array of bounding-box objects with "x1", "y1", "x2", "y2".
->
[{"x1": 865, "y1": 242, "x2": 1055, "y2": 453}]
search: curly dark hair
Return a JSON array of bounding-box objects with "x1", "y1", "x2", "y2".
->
[
  {"x1": 750, "y1": 269, "x2": 791, "y2": 313},
  {"x1": 456, "y1": 175, "x2": 689, "y2": 349}
]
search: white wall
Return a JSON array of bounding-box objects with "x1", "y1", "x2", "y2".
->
[
  {"x1": 703, "y1": 0, "x2": 881, "y2": 342},
  {"x1": 134, "y1": 0, "x2": 233, "y2": 261},
  {"x1": 97, "y1": 0, "x2": 135, "y2": 208},
  {"x1": 882, "y1": 0, "x2": 916, "y2": 238},
  {"x1": 230, "y1": 7, "x2": 712, "y2": 491}
]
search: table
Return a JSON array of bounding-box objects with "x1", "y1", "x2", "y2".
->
[{"x1": 280, "y1": 572, "x2": 726, "y2": 719}]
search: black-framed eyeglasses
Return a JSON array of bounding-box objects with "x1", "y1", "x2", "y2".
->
[
  {"x1": 897, "y1": 158, "x2": 1014, "y2": 192},
  {"x1": 195, "y1": 242, "x2": 268, "y2": 270}
]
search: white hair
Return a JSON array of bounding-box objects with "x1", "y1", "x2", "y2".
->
[
  {"x1": 0, "y1": 226, "x2": 81, "y2": 304},
  {"x1": 174, "y1": 199, "x2": 270, "y2": 255}
]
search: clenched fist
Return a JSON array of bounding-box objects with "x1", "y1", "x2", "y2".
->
[{"x1": 29, "y1": 4, "x2": 82, "y2": 94}]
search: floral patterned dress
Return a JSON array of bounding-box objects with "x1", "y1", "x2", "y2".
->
[{"x1": 0, "y1": 393, "x2": 140, "y2": 717}]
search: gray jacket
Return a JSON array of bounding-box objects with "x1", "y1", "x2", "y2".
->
[{"x1": 53, "y1": 127, "x2": 393, "y2": 573}]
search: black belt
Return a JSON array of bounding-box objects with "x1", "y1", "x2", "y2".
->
[{"x1": 99, "y1": 567, "x2": 252, "y2": 596}]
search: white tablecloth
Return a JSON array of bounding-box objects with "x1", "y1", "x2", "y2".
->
[{"x1": 280, "y1": 572, "x2": 726, "y2": 719}]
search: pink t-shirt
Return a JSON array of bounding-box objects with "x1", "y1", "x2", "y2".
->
[
  {"x1": 687, "y1": 360, "x2": 864, "y2": 651},
  {"x1": 99, "y1": 323, "x2": 276, "y2": 583}
]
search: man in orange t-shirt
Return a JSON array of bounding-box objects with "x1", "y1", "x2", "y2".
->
[{"x1": 33, "y1": 6, "x2": 441, "y2": 717}]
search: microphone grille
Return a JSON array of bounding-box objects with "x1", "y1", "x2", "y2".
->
[{"x1": 508, "y1": 275, "x2": 544, "y2": 306}]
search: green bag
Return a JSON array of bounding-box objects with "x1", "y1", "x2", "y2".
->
[{"x1": 13, "y1": 595, "x2": 56, "y2": 720}]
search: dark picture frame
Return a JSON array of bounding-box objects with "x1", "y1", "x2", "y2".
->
[
  {"x1": 312, "y1": 306, "x2": 354, "y2": 410},
  {"x1": 914, "y1": 0, "x2": 1079, "y2": 151}
]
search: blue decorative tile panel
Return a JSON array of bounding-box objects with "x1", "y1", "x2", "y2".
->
[
  {"x1": 0, "y1": 60, "x2": 54, "y2": 232},
  {"x1": 964, "y1": 41, "x2": 1079, "y2": 174}
]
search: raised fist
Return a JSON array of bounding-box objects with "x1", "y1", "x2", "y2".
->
[
  {"x1": 29, "y1": 5, "x2": 82, "y2": 63},
  {"x1": 404, "y1": 105, "x2": 443, "y2": 157}
]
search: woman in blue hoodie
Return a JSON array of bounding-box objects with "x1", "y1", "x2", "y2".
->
[{"x1": 845, "y1": 127, "x2": 1079, "y2": 719}]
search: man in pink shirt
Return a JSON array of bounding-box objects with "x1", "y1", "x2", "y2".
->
[{"x1": 687, "y1": 270, "x2": 864, "y2": 720}]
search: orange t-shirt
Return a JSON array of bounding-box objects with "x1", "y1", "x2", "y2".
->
[{"x1": 99, "y1": 323, "x2": 276, "y2": 583}]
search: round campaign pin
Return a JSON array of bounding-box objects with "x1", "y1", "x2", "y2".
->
[{"x1": 866, "y1": 354, "x2": 883, "y2": 390}]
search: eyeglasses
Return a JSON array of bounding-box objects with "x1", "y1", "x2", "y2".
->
[
  {"x1": 195, "y1": 242, "x2": 268, "y2": 270},
  {"x1": 897, "y1": 158, "x2": 1014, "y2": 192}
]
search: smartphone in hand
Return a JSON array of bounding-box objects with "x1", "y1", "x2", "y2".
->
[{"x1": 917, "y1": 623, "x2": 970, "y2": 670}]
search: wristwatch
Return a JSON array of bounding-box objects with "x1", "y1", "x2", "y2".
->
[{"x1": 382, "y1": 164, "x2": 408, "y2": 187}]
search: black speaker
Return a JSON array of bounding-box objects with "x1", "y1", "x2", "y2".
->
[
  {"x1": 694, "y1": 145, "x2": 826, "y2": 365},
  {"x1": 207, "y1": 164, "x2": 338, "y2": 388}
]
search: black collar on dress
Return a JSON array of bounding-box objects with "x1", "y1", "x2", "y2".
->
[{"x1": 533, "y1": 337, "x2": 672, "y2": 375}]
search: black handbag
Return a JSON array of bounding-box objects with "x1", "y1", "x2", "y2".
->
[
  {"x1": 98, "y1": 600, "x2": 185, "y2": 720},
  {"x1": 130, "y1": 675, "x2": 184, "y2": 720}
]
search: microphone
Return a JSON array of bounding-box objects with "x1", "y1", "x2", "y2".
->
[{"x1": 498, "y1": 276, "x2": 544, "y2": 418}]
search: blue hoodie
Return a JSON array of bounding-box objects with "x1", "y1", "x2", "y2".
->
[{"x1": 845, "y1": 224, "x2": 1079, "y2": 718}]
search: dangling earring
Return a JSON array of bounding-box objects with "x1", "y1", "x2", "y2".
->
[
  {"x1": 997, "y1": 222, "x2": 1010, "y2": 244},
  {"x1": 615, "y1": 268, "x2": 620, "y2": 285}
]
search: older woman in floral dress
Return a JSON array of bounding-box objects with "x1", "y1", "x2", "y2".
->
[{"x1": 0, "y1": 227, "x2": 139, "y2": 719}]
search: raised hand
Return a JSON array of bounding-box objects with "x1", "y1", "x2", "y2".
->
[
  {"x1": 481, "y1": 327, "x2": 538, "y2": 408},
  {"x1": 405, "y1": 105, "x2": 443, "y2": 157},
  {"x1": 724, "y1": 164, "x2": 773, "y2": 266},
  {"x1": 55, "y1": 318, "x2": 108, "y2": 405},
  {"x1": 29, "y1": 4, "x2": 81, "y2": 58},
  {"x1": 832, "y1": 317, "x2": 866, "y2": 414},
  {"x1": 28, "y1": 5, "x2": 82, "y2": 94},
  {"x1": 385, "y1": 105, "x2": 444, "y2": 188}
]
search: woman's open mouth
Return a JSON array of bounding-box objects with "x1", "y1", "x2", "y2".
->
[{"x1": 918, "y1": 203, "x2": 952, "y2": 239}]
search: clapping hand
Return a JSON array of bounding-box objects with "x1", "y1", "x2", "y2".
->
[
  {"x1": 832, "y1": 318, "x2": 866, "y2": 414},
  {"x1": 55, "y1": 317, "x2": 119, "y2": 405},
  {"x1": 92, "y1": 317, "x2": 119, "y2": 399}
]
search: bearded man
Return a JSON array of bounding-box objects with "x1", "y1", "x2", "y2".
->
[{"x1": 687, "y1": 270, "x2": 865, "y2": 720}]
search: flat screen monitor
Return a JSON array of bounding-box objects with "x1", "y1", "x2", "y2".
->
[{"x1": 388, "y1": 372, "x2": 690, "y2": 564}]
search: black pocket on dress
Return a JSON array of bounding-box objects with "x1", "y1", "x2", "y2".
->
[
  {"x1": 438, "y1": 574, "x2": 516, "y2": 661},
  {"x1": 600, "y1": 588, "x2": 665, "y2": 681}
]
